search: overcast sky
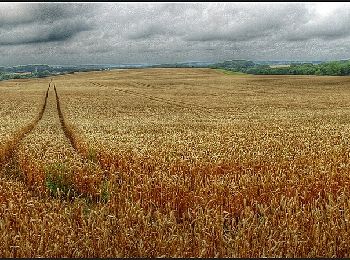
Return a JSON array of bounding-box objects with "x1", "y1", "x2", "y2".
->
[{"x1": 0, "y1": 2, "x2": 349, "y2": 66}]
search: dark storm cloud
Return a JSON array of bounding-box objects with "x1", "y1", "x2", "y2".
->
[
  {"x1": 0, "y1": 3, "x2": 94, "y2": 26},
  {"x1": 0, "y1": 2, "x2": 350, "y2": 65},
  {"x1": 0, "y1": 3, "x2": 95, "y2": 45},
  {"x1": 0, "y1": 22, "x2": 91, "y2": 45}
]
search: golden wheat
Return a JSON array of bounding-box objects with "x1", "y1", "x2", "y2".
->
[{"x1": 0, "y1": 69, "x2": 350, "y2": 257}]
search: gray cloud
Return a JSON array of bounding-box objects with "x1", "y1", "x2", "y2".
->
[
  {"x1": 183, "y1": 3, "x2": 311, "y2": 42},
  {"x1": 0, "y1": 3, "x2": 94, "y2": 26},
  {"x1": 0, "y1": 2, "x2": 350, "y2": 65},
  {"x1": 0, "y1": 21, "x2": 91, "y2": 46},
  {"x1": 126, "y1": 23, "x2": 170, "y2": 40},
  {"x1": 284, "y1": 7, "x2": 350, "y2": 42},
  {"x1": 0, "y1": 3, "x2": 95, "y2": 45}
]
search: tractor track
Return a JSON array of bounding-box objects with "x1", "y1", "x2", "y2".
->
[
  {"x1": 5, "y1": 83, "x2": 107, "y2": 201},
  {"x1": 90, "y1": 81, "x2": 215, "y2": 117},
  {"x1": 1, "y1": 82, "x2": 106, "y2": 202},
  {"x1": 130, "y1": 81, "x2": 253, "y2": 115},
  {"x1": 131, "y1": 81, "x2": 214, "y2": 111},
  {"x1": 90, "y1": 81, "x2": 245, "y2": 117},
  {"x1": 54, "y1": 85, "x2": 78, "y2": 152},
  {"x1": 54, "y1": 85, "x2": 93, "y2": 160},
  {"x1": 0, "y1": 85, "x2": 50, "y2": 171},
  {"x1": 53, "y1": 85, "x2": 109, "y2": 201}
]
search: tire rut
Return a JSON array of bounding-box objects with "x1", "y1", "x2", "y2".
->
[
  {"x1": 90, "y1": 81, "x2": 214, "y2": 117},
  {"x1": 54, "y1": 85, "x2": 96, "y2": 162},
  {"x1": 52, "y1": 85, "x2": 108, "y2": 201},
  {"x1": 0, "y1": 84, "x2": 50, "y2": 175}
]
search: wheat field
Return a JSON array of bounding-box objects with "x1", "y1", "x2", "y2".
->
[{"x1": 1, "y1": 68, "x2": 350, "y2": 257}]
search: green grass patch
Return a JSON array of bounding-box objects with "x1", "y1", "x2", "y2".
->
[
  {"x1": 45, "y1": 161, "x2": 75, "y2": 198},
  {"x1": 100, "y1": 180, "x2": 110, "y2": 203},
  {"x1": 87, "y1": 147, "x2": 98, "y2": 163}
]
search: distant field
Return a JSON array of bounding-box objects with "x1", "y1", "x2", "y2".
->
[{"x1": 1, "y1": 68, "x2": 350, "y2": 257}]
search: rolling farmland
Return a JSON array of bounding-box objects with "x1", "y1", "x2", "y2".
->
[{"x1": 1, "y1": 68, "x2": 350, "y2": 257}]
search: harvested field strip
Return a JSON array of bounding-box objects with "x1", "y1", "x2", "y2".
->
[
  {"x1": 0, "y1": 85, "x2": 50, "y2": 170},
  {"x1": 91, "y1": 81, "x2": 213, "y2": 114},
  {"x1": 131, "y1": 81, "x2": 214, "y2": 111},
  {"x1": 130, "y1": 81, "x2": 270, "y2": 115},
  {"x1": 91, "y1": 81, "x2": 246, "y2": 116},
  {"x1": 16, "y1": 86, "x2": 106, "y2": 201},
  {"x1": 132, "y1": 81, "x2": 222, "y2": 109}
]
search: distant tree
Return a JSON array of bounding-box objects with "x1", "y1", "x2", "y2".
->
[
  {"x1": 212, "y1": 59, "x2": 350, "y2": 76},
  {"x1": 37, "y1": 70, "x2": 51, "y2": 78}
]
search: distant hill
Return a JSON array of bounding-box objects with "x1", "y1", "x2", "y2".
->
[
  {"x1": 0, "y1": 63, "x2": 152, "y2": 81},
  {"x1": 1, "y1": 59, "x2": 350, "y2": 81},
  {"x1": 151, "y1": 61, "x2": 215, "y2": 68}
]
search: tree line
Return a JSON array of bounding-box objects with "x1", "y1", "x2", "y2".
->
[{"x1": 210, "y1": 60, "x2": 350, "y2": 76}]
